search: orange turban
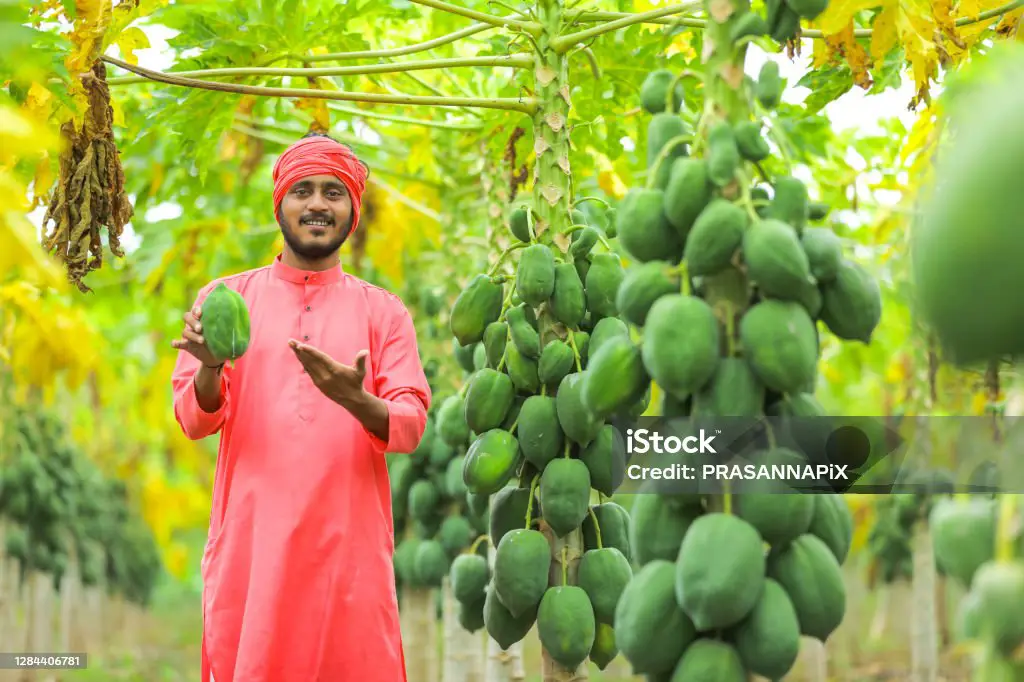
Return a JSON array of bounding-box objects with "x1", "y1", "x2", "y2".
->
[{"x1": 272, "y1": 136, "x2": 368, "y2": 237}]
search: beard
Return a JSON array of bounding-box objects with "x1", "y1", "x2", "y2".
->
[{"x1": 279, "y1": 212, "x2": 353, "y2": 260}]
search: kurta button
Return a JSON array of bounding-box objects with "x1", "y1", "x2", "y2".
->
[
  {"x1": 305, "y1": 305, "x2": 312, "y2": 311},
  {"x1": 303, "y1": 335, "x2": 309, "y2": 341}
]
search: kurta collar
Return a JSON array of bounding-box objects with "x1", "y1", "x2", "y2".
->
[{"x1": 271, "y1": 254, "x2": 344, "y2": 285}]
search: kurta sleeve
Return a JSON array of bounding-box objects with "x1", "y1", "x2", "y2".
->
[
  {"x1": 366, "y1": 303, "x2": 431, "y2": 454},
  {"x1": 171, "y1": 283, "x2": 233, "y2": 440}
]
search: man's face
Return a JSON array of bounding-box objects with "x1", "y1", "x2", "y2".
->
[{"x1": 278, "y1": 174, "x2": 354, "y2": 260}]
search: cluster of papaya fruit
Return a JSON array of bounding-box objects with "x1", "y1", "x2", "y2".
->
[
  {"x1": 602, "y1": 46, "x2": 885, "y2": 677},
  {"x1": 444, "y1": 174, "x2": 647, "y2": 668},
  {"x1": 388, "y1": 354, "x2": 490, "y2": 622},
  {"x1": 0, "y1": 405, "x2": 162, "y2": 604},
  {"x1": 931, "y1": 493, "x2": 1024, "y2": 662}
]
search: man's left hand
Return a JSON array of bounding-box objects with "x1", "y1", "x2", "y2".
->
[{"x1": 289, "y1": 340, "x2": 369, "y2": 406}]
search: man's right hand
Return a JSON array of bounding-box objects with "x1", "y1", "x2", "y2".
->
[{"x1": 171, "y1": 306, "x2": 222, "y2": 367}]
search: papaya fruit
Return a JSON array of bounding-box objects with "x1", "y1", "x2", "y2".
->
[
  {"x1": 590, "y1": 623, "x2": 618, "y2": 670},
  {"x1": 464, "y1": 369, "x2": 515, "y2": 433},
  {"x1": 508, "y1": 205, "x2": 532, "y2": 242},
  {"x1": 685, "y1": 198, "x2": 748, "y2": 276},
  {"x1": 585, "y1": 253, "x2": 625, "y2": 319},
  {"x1": 647, "y1": 113, "x2": 690, "y2": 190},
  {"x1": 570, "y1": 226, "x2": 599, "y2": 260},
  {"x1": 582, "y1": 502, "x2": 632, "y2": 561},
  {"x1": 770, "y1": 4, "x2": 800, "y2": 42},
  {"x1": 969, "y1": 560, "x2": 1024, "y2": 655},
  {"x1": 734, "y1": 487, "x2": 814, "y2": 548},
  {"x1": 819, "y1": 259, "x2": 882, "y2": 343},
  {"x1": 473, "y1": 343, "x2": 487, "y2": 371},
  {"x1": 616, "y1": 262, "x2": 678, "y2": 328},
  {"x1": 439, "y1": 515, "x2": 474, "y2": 556},
  {"x1": 451, "y1": 553, "x2": 490, "y2": 604},
  {"x1": 453, "y1": 339, "x2": 477, "y2": 373},
  {"x1": 578, "y1": 424, "x2": 626, "y2": 497},
  {"x1": 201, "y1": 283, "x2": 251, "y2": 361},
  {"x1": 506, "y1": 304, "x2": 541, "y2": 358},
  {"x1": 928, "y1": 498, "x2": 995, "y2": 588},
  {"x1": 704, "y1": 123, "x2": 739, "y2": 187},
  {"x1": 540, "y1": 457, "x2": 592, "y2": 537},
  {"x1": 550, "y1": 262, "x2": 587, "y2": 328},
  {"x1": 578, "y1": 547, "x2": 633, "y2": 625},
  {"x1": 537, "y1": 585, "x2": 597, "y2": 670},
  {"x1": 517, "y1": 395, "x2": 565, "y2": 470},
  {"x1": 690, "y1": 357, "x2": 765, "y2": 417},
  {"x1": 445, "y1": 456, "x2": 468, "y2": 498},
  {"x1": 574, "y1": 257, "x2": 591, "y2": 286},
  {"x1": 734, "y1": 121, "x2": 770, "y2": 162},
  {"x1": 756, "y1": 60, "x2": 782, "y2": 109},
  {"x1": 614, "y1": 560, "x2": 697, "y2": 675},
  {"x1": 785, "y1": 0, "x2": 828, "y2": 20},
  {"x1": 588, "y1": 316, "x2": 629, "y2": 358},
  {"x1": 675, "y1": 513, "x2": 766, "y2": 630},
  {"x1": 617, "y1": 188, "x2": 682, "y2": 263},
  {"x1": 437, "y1": 394, "x2": 470, "y2": 446},
  {"x1": 414, "y1": 540, "x2": 450, "y2": 587},
  {"x1": 489, "y1": 485, "x2": 537, "y2": 545},
  {"x1": 394, "y1": 539, "x2": 422, "y2": 585},
  {"x1": 463, "y1": 429, "x2": 520, "y2": 495},
  {"x1": 538, "y1": 340, "x2": 575, "y2": 389},
  {"x1": 451, "y1": 274, "x2": 504, "y2": 346},
  {"x1": 458, "y1": 595, "x2": 486, "y2": 633},
  {"x1": 555, "y1": 372, "x2": 604, "y2": 447},
  {"x1": 808, "y1": 493, "x2": 854, "y2": 565},
  {"x1": 743, "y1": 219, "x2": 815, "y2": 300},
  {"x1": 768, "y1": 534, "x2": 846, "y2": 641},
  {"x1": 910, "y1": 64, "x2": 1024, "y2": 365},
  {"x1": 574, "y1": 330, "x2": 590, "y2": 366},
  {"x1": 670, "y1": 639, "x2": 746, "y2": 682},
  {"x1": 483, "y1": 321, "x2": 508, "y2": 368},
  {"x1": 739, "y1": 300, "x2": 818, "y2": 394},
  {"x1": 768, "y1": 176, "x2": 808, "y2": 233},
  {"x1": 730, "y1": 10, "x2": 768, "y2": 41},
  {"x1": 504, "y1": 343, "x2": 541, "y2": 394},
  {"x1": 630, "y1": 494, "x2": 703, "y2": 566},
  {"x1": 408, "y1": 479, "x2": 440, "y2": 521},
  {"x1": 730, "y1": 578, "x2": 801, "y2": 680},
  {"x1": 494, "y1": 528, "x2": 552, "y2": 617},
  {"x1": 640, "y1": 68, "x2": 684, "y2": 114},
  {"x1": 484, "y1": 581, "x2": 538, "y2": 650},
  {"x1": 663, "y1": 157, "x2": 713, "y2": 239},
  {"x1": 582, "y1": 336, "x2": 649, "y2": 418},
  {"x1": 642, "y1": 295, "x2": 720, "y2": 399},
  {"x1": 515, "y1": 243, "x2": 557, "y2": 307},
  {"x1": 798, "y1": 225, "x2": 839, "y2": 280}
]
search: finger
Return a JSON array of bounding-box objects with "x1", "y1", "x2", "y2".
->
[
  {"x1": 193, "y1": 306, "x2": 202, "y2": 320},
  {"x1": 297, "y1": 343, "x2": 336, "y2": 367},
  {"x1": 353, "y1": 350, "x2": 369, "y2": 376},
  {"x1": 293, "y1": 344, "x2": 334, "y2": 374},
  {"x1": 184, "y1": 311, "x2": 202, "y2": 333},
  {"x1": 182, "y1": 328, "x2": 205, "y2": 346}
]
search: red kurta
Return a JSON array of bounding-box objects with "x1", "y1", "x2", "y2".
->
[{"x1": 171, "y1": 254, "x2": 430, "y2": 682}]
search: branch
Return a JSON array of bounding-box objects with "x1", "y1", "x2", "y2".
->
[
  {"x1": 553, "y1": 2, "x2": 702, "y2": 51},
  {"x1": 326, "y1": 102, "x2": 483, "y2": 130},
  {"x1": 100, "y1": 56, "x2": 539, "y2": 113},
  {"x1": 105, "y1": 54, "x2": 534, "y2": 86},
  {"x1": 406, "y1": 0, "x2": 538, "y2": 32}
]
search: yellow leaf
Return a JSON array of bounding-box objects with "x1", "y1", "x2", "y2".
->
[
  {"x1": 871, "y1": 1, "x2": 899, "y2": 61},
  {"x1": 813, "y1": 0, "x2": 884, "y2": 36},
  {"x1": 114, "y1": 26, "x2": 149, "y2": 65}
]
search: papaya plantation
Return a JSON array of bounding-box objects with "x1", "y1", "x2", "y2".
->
[{"x1": 3, "y1": 0, "x2": 1024, "y2": 681}]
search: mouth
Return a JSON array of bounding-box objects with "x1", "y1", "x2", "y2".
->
[{"x1": 301, "y1": 216, "x2": 334, "y2": 229}]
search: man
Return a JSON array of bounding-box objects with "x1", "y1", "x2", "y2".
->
[{"x1": 170, "y1": 133, "x2": 431, "y2": 682}]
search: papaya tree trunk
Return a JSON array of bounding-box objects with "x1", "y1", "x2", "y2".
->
[
  {"x1": 868, "y1": 584, "x2": 889, "y2": 644},
  {"x1": 402, "y1": 587, "x2": 439, "y2": 682},
  {"x1": 911, "y1": 520, "x2": 938, "y2": 682},
  {"x1": 442, "y1": 576, "x2": 484, "y2": 682}
]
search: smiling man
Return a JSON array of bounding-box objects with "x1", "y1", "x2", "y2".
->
[{"x1": 169, "y1": 133, "x2": 431, "y2": 682}]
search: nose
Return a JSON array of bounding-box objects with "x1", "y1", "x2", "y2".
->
[{"x1": 307, "y1": 190, "x2": 329, "y2": 212}]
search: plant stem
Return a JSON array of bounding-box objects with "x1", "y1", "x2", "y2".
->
[
  {"x1": 105, "y1": 54, "x2": 533, "y2": 85},
  {"x1": 551, "y1": 3, "x2": 702, "y2": 52},
  {"x1": 100, "y1": 56, "x2": 539, "y2": 113},
  {"x1": 525, "y1": 474, "x2": 541, "y2": 527},
  {"x1": 645, "y1": 134, "x2": 693, "y2": 189},
  {"x1": 326, "y1": 102, "x2": 482, "y2": 130},
  {"x1": 587, "y1": 507, "x2": 603, "y2": 548},
  {"x1": 407, "y1": 0, "x2": 539, "y2": 32}
]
